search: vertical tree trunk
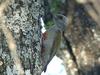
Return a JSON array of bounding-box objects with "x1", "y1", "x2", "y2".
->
[{"x1": 0, "y1": 0, "x2": 44, "y2": 75}]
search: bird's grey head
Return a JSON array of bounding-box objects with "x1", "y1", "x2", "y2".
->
[{"x1": 53, "y1": 14, "x2": 67, "y2": 31}]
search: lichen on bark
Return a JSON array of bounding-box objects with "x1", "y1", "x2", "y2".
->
[{"x1": 0, "y1": 0, "x2": 44, "y2": 75}]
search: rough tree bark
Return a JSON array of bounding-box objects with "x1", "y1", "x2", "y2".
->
[{"x1": 0, "y1": 0, "x2": 45, "y2": 75}]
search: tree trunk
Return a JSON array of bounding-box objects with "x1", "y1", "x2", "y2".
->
[{"x1": 0, "y1": 0, "x2": 44, "y2": 75}]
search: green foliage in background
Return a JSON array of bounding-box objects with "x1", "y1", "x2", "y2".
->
[
  {"x1": 45, "y1": 0, "x2": 61, "y2": 29},
  {"x1": 50, "y1": 0, "x2": 61, "y2": 14}
]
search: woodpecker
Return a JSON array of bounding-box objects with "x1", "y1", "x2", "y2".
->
[{"x1": 41, "y1": 14, "x2": 67, "y2": 72}]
